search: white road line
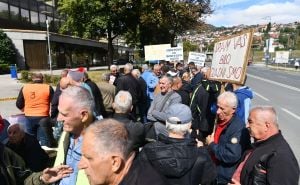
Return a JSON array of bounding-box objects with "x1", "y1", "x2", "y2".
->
[
  {"x1": 281, "y1": 108, "x2": 300, "y2": 120},
  {"x1": 253, "y1": 91, "x2": 270, "y2": 101},
  {"x1": 247, "y1": 74, "x2": 300, "y2": 92}
]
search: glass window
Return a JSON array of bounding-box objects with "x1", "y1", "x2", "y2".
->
[
  {"x1": 9, "y1": 0, "x2": 19, "y2": 6},
  {"x1": 20, "y1": 0, "x2": 29, "y2": 9},
  {"x1": 29, "y1": 0, "x2": 38, "y2": 11},
  {"x1": 39, "y1": 13, "x2": 46, "y2": 27},
  {"x1": 30, "y1": 11, "x2": 38, "y2": 25},
  {"x1": 21, "y1": 8, "x2": 29, "y2": 22},
  {"x1": 10, "y1": 5, "x2": 19, "y2": 20},
  {"x1": 0, "y1": 2, "x2": 9, "y2": 19}
]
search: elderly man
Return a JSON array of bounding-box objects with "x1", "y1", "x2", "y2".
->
[
  {"x1": 132, "y1": 69, "x2": 148, "y2": 123},
  {"x1": 140, "y1": 103, "x2": 216, "y2": 185},
  {"x1": 109, "y1": 64, "x2": 119, "y2": 85},
  {"x1": 78, "y1": 119, "x2": 167, "y2": 185},
  {"x1": 141, "y1": 64, "x2": 161, "y2": 110},
  {"x1": 97, "y1": 73, "x2": 116, "y2": 118},
  {"x1": 206, "y1": 91, "x2": 250, "y2": 185},
  {"x1": 147, "y1": 75, "x2": 181, "y2": 123},
  {"x1": 16, "y1": 73, "x2": 55, "y2": 147},
  {"x1": 112, "y1": 90, "x2": 146, "y2": 151},
  {"x1": 116, "y1": 63, "x2": 141, "y2": 120},
  {"x1": 230, "y1": 106, "x2": 299, "y2": 185},
  {"x1": 55, "y1": 86, "x2": 95, "y2": 185},
  {"x1": 6, "y1": 114, "x2": 49, "y2": 172}
]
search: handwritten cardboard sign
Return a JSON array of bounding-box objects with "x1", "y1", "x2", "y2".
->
[{"x1": 210, "y1": 30, "x2": 253, "y2": 84}]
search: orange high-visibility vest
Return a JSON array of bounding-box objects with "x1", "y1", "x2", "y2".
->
[{"x1": 22, "y1": 84, "x2": 51, "y2": 116}]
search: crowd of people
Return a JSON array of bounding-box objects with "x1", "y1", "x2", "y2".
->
[{"x1": 0, "y1": 61, "x2": 299, "y2": 185}]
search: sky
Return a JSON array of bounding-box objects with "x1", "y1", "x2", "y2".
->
[{"x1": 205, "y1": 0, "x2": 300, "y2": 27}]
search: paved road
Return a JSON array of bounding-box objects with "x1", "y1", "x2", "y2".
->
[{"x1": 246, "y1": 65, "x2": 300, "y2": 166}]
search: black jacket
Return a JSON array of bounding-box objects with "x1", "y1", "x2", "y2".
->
[
  {"x1": 116, "y1": 74, "x2": 141, "y2": 105},
  {"x1": 85, "y1": 78, "x2": 107, "y2": 117},
  {"x1": 119, "y1": 155, "x2": 167, "y2": 185},
  {"x1": 112, "y1": 114, "x2": 146, "y2": 151},
  {"x1": 240, "y1": 132, "x2": 299, "y2": 185},
  {"x1": 190, "y1": 84, "x2": 210, "y2": 135},
  {"x1": 6, "y1": 133, "x2": 49, "y2": 172},
  {"x1": 140, "y1": 135, "x2": 217, "y2": 185}
]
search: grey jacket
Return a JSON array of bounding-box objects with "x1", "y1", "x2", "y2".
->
[{"x1": 147, "y1": 91, "x2": 181, "y2": 122}]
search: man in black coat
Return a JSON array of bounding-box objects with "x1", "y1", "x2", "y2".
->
[
  {"x1": 230, "y1": 106, "x2": 299, "y2": 185},
  {"x1": 83, "y1": 72, "x2": 107, "y2": 118},
  {"x1": 115, "y1": 63, "x2": 141, "y2": 120},
  {"x1": 140, "y1": 103, "x2": 216, "y2": 185}
]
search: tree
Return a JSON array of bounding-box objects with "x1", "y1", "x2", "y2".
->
[
  {"x1": 0, "y1": 30, "x2": 16, "y2": 64},
  {"x1": 57, "y1": 0, "x2": 212, "y2": 61},
  {"x1": 134, "y1": 0, "x2": 212, "y2": 50},
  {"x1": 58, "y1": 0, "x2": 138, "y2": 65}
]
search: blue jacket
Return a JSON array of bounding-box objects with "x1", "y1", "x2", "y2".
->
[
  {"x1": 208, "y1": 115, "x2": 250, "y2": 184},
  {"x1": 141, "y1": 70, "x2": 159, "y2": 100},
  {"x1": 234, "y1": 86, "x2": 253, "y2": 124}
]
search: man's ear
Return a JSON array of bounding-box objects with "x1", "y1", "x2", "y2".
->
[
  {"x1": 80, "y1": 110, "x2": 89, "y2": 123},
  {"x1": 111, "y1": 156, "x2": 123, "y2": 172}
]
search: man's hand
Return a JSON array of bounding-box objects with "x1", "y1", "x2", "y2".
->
[
  {"x1": 206, "y1": 134, "x2": 214, "y2": 145},
  {"x1": 228, "y1": 178, "x2": 241, "y2": 185},
  {"x1": 40, "y1": 165, "x2": 73, "y2": 184}
]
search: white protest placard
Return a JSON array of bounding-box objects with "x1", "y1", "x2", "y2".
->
[
  {"x1": 275, "y1": 51, "x2": 289, "y2": 64},
  {"x1": 144, "y1": 44, "x2": 171, "y2": 61},
  {"x1": 165, "y1": 47, "x2": 183, "y2": 61},
  {"x1": 210, "y1": 30, "x2": 253, "y2": 84},
  {"x1": 188, "y1": 52, "x2": 206, "y2": 66}
]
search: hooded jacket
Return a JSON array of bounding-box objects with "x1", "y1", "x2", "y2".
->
[
  {"x1": 140, "y1": 135, "x2": 216, "y2": 185},
  {"x1": 234, "y1": 86, "x2": 253, "y2": 124}
]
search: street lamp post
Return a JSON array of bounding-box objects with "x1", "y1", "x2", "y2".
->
[
  {"x1": 263, "y1": 16, "x2": 271, "y2": 66},
  {"x1": 46, "y1": 19, "x2": 52, "y2": 75}
]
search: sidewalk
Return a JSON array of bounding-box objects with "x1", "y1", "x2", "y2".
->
[
  {"x1": 0, "y1": 74, "x2": 23, "y2": 118},
  {"x1": 0, "y1": 66, "x2": 110, "y2": 119}
]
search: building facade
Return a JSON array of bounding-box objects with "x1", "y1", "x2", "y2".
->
[{"x1": 0, "y1": 0, "x2": 133, "y2": 70}]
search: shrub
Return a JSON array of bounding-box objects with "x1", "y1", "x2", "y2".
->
[
  {"x1": 20, "y1": 70, "x2": 30, "y2": 82},
  {"x1": 0, "y1": 63, "x2": 10, "y2": 74}
]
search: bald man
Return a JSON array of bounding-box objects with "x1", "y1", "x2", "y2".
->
[{"x1": 230, "y1": 106, "x2": 299, "y2": 185}]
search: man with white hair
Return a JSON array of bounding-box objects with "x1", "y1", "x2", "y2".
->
[
  {"x1": 112, "y1": 90, "x2": 146, "y2": 151},
  {"x1": 108, "y1": 64, "x2": 119, "y2": 85},
  {"x1": 206, "y1": 91, "x2": 250, "y2": 185},
  {"x1": 140, "y1": 103, "x2": 216, "y2": 185},
  {"x1": 116, "y1": 63, "x2": 141, "y2": 120}
]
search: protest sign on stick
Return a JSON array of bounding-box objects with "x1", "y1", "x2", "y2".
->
[{"x1": 210, "y1": 30, "x2": 254, "y2": 84}]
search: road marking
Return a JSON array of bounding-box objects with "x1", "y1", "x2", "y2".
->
[
  {"x1": 247, "y1": 74, "x2": 300, "y2": 92},
  {"x1": 253, "y1": 91, "x2": 269, "y2": 101},
  {"x1": 281, "y1": 108, "x2": 300, "y2": 120},
  {"x1": 0, "y1": 97, "x2": 17, "y2": 102}
]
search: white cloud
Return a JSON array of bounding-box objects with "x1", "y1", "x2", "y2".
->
[
  {"x1": 212, "y1": 0, "x2": 250, "y2": 7},
  {"x1": 206, "y1": 1, "x2": 300, "y2": 26}
]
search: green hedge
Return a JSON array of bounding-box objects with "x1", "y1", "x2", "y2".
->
[
  {"x1": 0, "y1": 63, "x2": 10, "y2": 74},
  {"x1": 20, "y1": 70, "x2": 60, "y2": 86}
]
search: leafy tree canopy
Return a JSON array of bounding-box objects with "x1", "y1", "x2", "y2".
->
[{"x1": 0, "y1": 30, "x2": 16, "y2": 64}]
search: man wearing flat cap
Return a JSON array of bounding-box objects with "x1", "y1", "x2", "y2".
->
[{"x1": 140, "y1": 103, "x2": 216, "y2": 185}]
